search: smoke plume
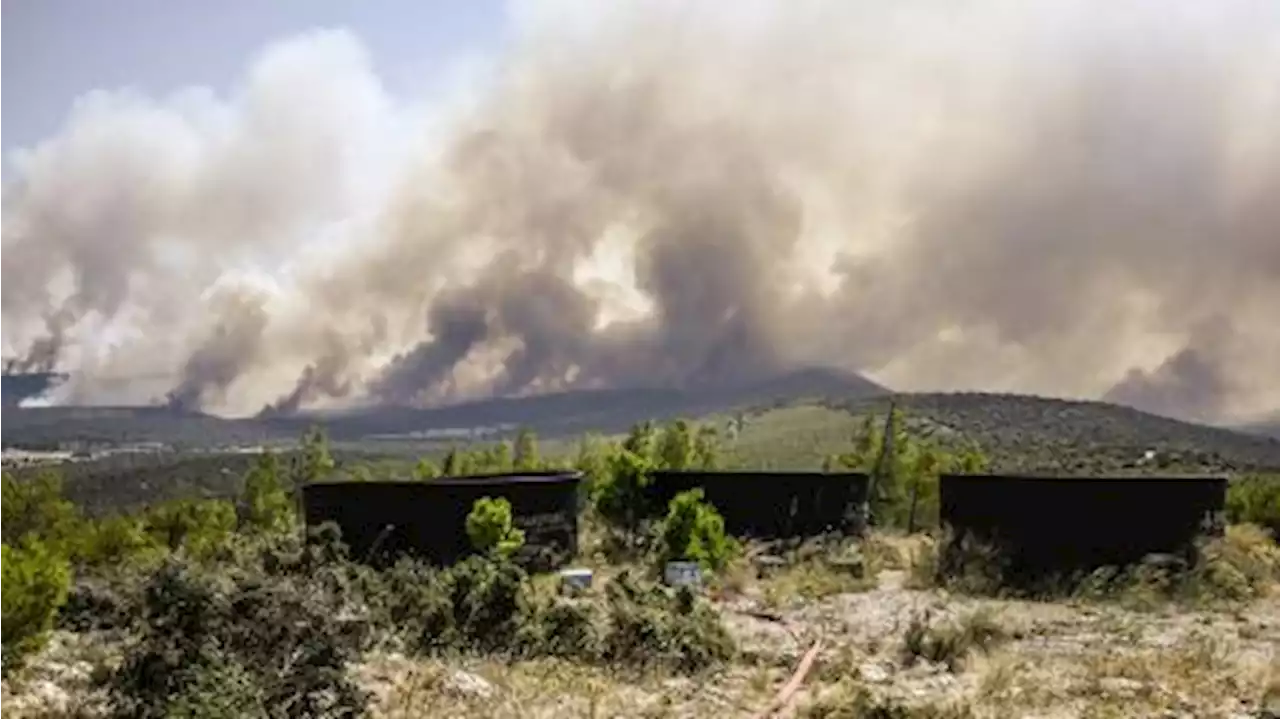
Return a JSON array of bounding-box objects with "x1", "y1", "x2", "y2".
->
[{"x1": 3, "y1": 0, "x2": 1279, "y2": 422}]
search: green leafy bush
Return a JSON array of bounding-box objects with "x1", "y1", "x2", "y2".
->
[
  {"x1": 594, "y1": 447, "x2": 655, "y2": 535},
  {"x1": 654, "y1": 489, "x2": 737, "y2": 572},
  {"x1": 2, "y1": 470, "x2": 83, "y2": 552},
  {"x1": 2, "y1": 539, "x2": 72, "y2": 674},
  {"x1": 465, "y1": 496, "x2": 526, "y2": 558},
  {"x1": 142, "y1": 499, "x2": 236, "y2": 559},
  {"x1": 1226, "y1": 475, "x2": 1280, "y2": 538}
]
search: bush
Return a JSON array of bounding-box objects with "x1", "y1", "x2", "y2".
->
[
  {"x1": 2, "y1": 470, "x2": 83, "y2": 552},
  {"x1": 465, "y1": 496, "x2": 526, "y2": 559},
  {"x1": 654, "y1": 489, "x2": 738, "y2": 573},
  {"x1": 142, "y1": 499, "x2": 237, "y2": 559},
  {"x1": 594, "y1": 447, "x2": 656, "y2": 544},
  {"x1": 900, "y1": 608, "x2": 1007, "y2": 672},
  {"x1": 1186, "y1": 523, "x2": 1280, "y2": 602},
  {"x1": 1227, "y1": 475, "x2": 1280, "y2": 539},
  {"x1": 602, "y1": 570, "x2": 735, "y2": 672},
  {"x1": 106, "y1": 558, "x2": 369, "y2": 719},
  {"x1": 364, "y1": 556, "x2": 731, "y2": 673},
  {"x1": 78, "y1": 514, "x2": 166, "y2": 567},
  {"x1": 2, "y1": 539, "x2": 72, "y2": 674}
]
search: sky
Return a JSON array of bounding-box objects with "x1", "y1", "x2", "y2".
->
[{"x1": 2, "y1": 0, "x2": 509, "y2": 171}]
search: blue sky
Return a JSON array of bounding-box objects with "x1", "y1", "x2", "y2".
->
[{"x1": 2, "y1": 0, "x2": 509, "y2": 168}]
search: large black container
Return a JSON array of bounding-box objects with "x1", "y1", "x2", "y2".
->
[
  {"x1": 647, "y1": 471, "x2": 870, "y2": 538},
  {"x1": 939, "y1": 473, "x2": 1227, "y2": 579},
  {"x1": 301, "y1": 471, "x2": 582, "y2": 567}
]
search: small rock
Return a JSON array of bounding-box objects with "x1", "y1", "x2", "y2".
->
[
  {"x1": 859, "y1": 661, "x2": 891, "y2": 684},
  {"x1": 445, "y1": 670, "x2": 495, "y2": 700},
  {"x1": 1097, "y1": 677, "x2": 1144, "y2": 698}
]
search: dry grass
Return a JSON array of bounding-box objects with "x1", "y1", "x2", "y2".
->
[
  {"x1": 899, "y1": 608, "x2": 1008, "y2": 673},
  {"x1": 364, "y1": 654, "x2": 780, "y2": 719}
]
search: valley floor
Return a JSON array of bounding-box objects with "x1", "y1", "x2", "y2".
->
[{"x1": 9, "y1": 569, "x2": 1277, "y2": 719}]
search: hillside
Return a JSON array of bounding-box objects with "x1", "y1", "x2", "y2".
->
[
  {"x1": 11, "y1": 388, "x2": 1280, "y2": 516},
  {"x1": 1, "y1": 367, "x2": 888, "y2": 449},
  {"x1": 824, "y1": 393, "x2": 1280, "y2": 474}
]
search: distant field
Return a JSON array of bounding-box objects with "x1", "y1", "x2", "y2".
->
[{"x1": 719, "y1": 404, "x2": 865, "y2": 469}]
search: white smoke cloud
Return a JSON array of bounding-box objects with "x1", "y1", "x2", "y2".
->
[{"x1": 3, "y1": 1, "x2": 1279, "y2": 422}]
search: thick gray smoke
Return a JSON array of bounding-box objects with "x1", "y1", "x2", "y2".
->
[{"x1": 3, "y1": 0, "x2": 1279, "y2": 422}]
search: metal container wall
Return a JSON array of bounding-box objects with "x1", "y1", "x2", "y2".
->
[
  {"x1": 301, "y1": 471, "x2": 582, "y2": 567},
  {"x1": 647, "y1": 471, "x2": 870, "y2": 538},
  {"x1": 939, "y1": 474, "x2": 1227, "y2": 578}
]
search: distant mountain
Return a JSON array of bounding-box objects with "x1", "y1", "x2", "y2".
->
[
  {"x1": 2, "y1": 367, "x2": 888, "y2": 449},
  {"x1": 1236, "y1": 415, "x2": 1280, "y2": 441},
  {"x1": 288, "y1": 366, "x2": 890, "y2": 441}
]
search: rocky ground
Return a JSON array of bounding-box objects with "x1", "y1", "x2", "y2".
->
[{"x1": 6, "y1": 559, "x2": 1279, "y2": 718}]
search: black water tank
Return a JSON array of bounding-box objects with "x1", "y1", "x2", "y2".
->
[
  {"x1": 301, "y1": 470, "x2": 583, "y2": 567},
  {"x1": 940, "y1": 473, "x2": 1227, "y2": 579},
  {"x1": 647, "y1": 470, "x2": 870, "y2": 539}
]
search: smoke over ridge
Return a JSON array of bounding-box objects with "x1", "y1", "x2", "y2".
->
[{"x1": 3, "y1": 0, "x2": 1279, "y2": 422}]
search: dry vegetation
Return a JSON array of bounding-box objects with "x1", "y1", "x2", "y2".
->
[{"x1": 4, "y1": 395, "x2": 1280, "y2": 718}]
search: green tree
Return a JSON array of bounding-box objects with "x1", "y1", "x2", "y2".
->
[
  {"x1": 241, "y1": 452, "x2": 295, "y2": 534},
  {"x1": 694, "y1": 425, "x2": 721, "y2": 469},
  {"x1": 443, "y1": 447, "x2": 463, "y2": 476},
  {"x1": 658, "y1": 419, "x2": 695, "y2": 470},
  {"x1": 78, "y1": 515, "x2": 163, "y2": 567},
  {"x1": 574, "y1": 434, "x2": 611, "y2": 499},
  {"x1": 143, "y1": 500, "x2": 236, "y2": 559},
  {"x1": 595, "y1": 448, "x2": 655, "y2": 544},
  {"x1": 295, "y1": 426, "x2": 335, "y2": 484},
  {"x1": 414, "y1": 457, "x2": 441, "y2": 480},
  {"x1": 622, "y1": 421, "x2": 659, "y2": 463},
  {"x1": 2, "y1": 539, "x2": 71, "y2": 673},
  {"x1": 655, "y1": 489, "x2": 737, "y2": 572},
  {"x1": 2, "y1": 470, "x2": 83, "y2": 552},
  {"x1": 465, "y1": 497, "x2": 526, "y2": 558},
  {"x1": 514, "y1": 428, "x2": 540, "y2": 471}
]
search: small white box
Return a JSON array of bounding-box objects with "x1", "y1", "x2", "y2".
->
[{"x1": 559, "y1": 568, "x2": 594, "y2": 591}]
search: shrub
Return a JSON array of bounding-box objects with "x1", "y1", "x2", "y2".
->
[
  {"x1": 522, "y1": 596, "x2": 603, "y2": 659},
  {"x1": 601, "y1": 570, "x2": 735, "y2": 672},
  {"x1": 465, "y1": 496, "x2": 526, "y2": 559},
  {"x1": 654, "y1": 489, "x2": 738, "y2": 572},
  {"x1": 900, "y1": 608, "x2": 1007, "y2": 672},
  {"x1": 2, "y1": 470, "x2": 83, "y2": 552},
  {"x1": 77, "y1": 514, "x2": 165, "y2": 567},
  {"x1": 1186, "y1": 523, "x2": 1280, "y2": 602},
  {"x1": 1226, "y1": 475, "x2": 1280, "y2": 538},
  {"x1": 594, "y1": 447, "x2": 655, "y2": 539},
  {"x1": 2, "y1": 539, "x2": 72, "y2": 674},
  {"x1": 106, "y1": 558, "x2": 368, "y2": 719},
  {"x1": 366, "y1": 557, "x2": 732, "y2": 672},
  {"x1": 142, "y1": 499, "x2": 237, "y2": 559}
]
